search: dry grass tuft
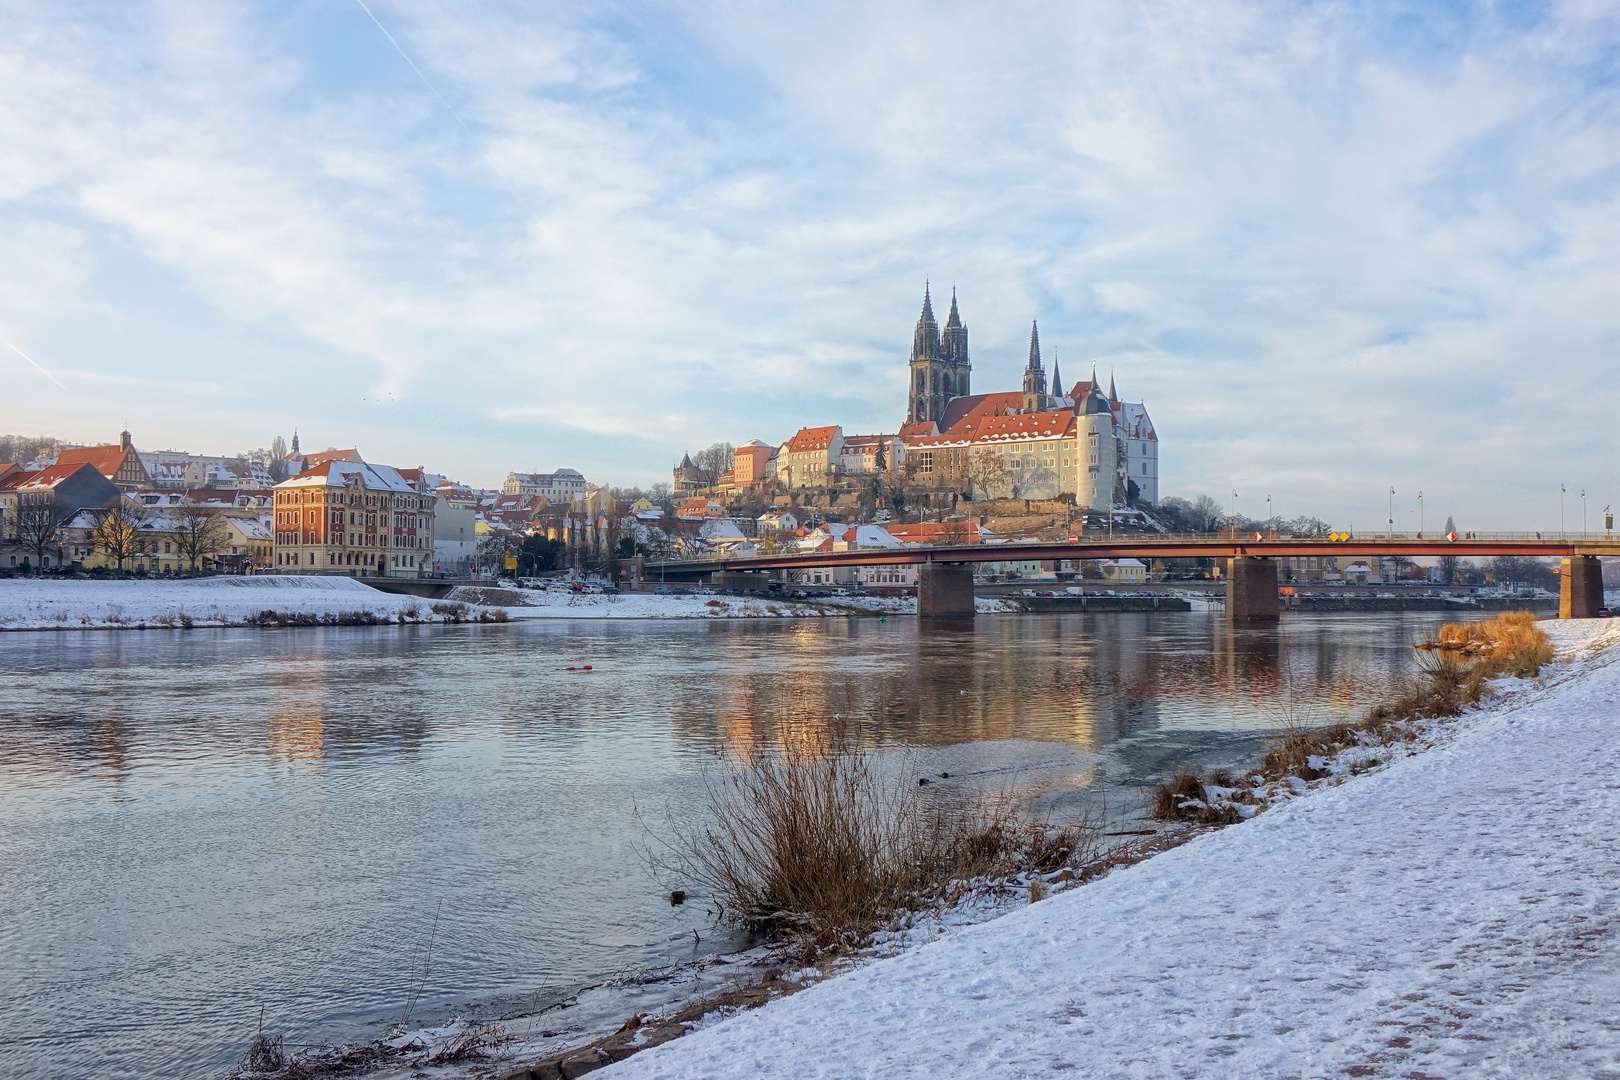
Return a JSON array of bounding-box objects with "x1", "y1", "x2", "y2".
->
[
  {"x1": 647, "y1": 723, "x2": 1099, "y2": 956},
  {"x1": 1150, "y1": 770, "x2": 1205, "y2": 821},
  {"x1": 1149, "y1": 769, "x2": 1242, "y2": 824},
  {"x1": 1417, "y1": 610, "x2": 1553, "y2": 678}
]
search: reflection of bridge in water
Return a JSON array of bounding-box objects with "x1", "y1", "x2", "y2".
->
[{"x1": 645, "y1": 534, "x2": 1620, "y2": 619}]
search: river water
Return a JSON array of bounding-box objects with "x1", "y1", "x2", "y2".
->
[{"x1": 0, "y1": 611, "x2": 1466, "y2": 1079}]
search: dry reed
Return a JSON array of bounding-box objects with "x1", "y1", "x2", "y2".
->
[{"x1": 648, "y1": 723, "x2": 1098, "y2": 956}]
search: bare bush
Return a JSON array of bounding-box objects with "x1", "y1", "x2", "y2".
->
[{"x1": 647, "y1": 723, "x2": 1097, "y2": 956}]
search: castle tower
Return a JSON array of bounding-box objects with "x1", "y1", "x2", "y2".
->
[
  {"x1": 1077, "y1": 382, "x2": 1116, "y2": 512},
  {"x1": 1021, "y1": 320, "x2": 1048, "y2": 413},
  {"x1": 908, "y1": 282, "x2": 965, "y2": 425}
]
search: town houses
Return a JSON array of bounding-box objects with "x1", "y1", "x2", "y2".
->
[{"x1": 4, "y1": 285, "x2": 1176, "y2": 587}]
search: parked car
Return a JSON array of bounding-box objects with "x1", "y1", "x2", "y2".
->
[{"x1": 654, "y1": 587, "x2": 672, "y2": 595}]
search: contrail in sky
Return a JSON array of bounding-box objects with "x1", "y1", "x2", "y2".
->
[
  {"x1": 352, "y1": 0, "x2": 469, "y2": 131},
  {"x1": 4, "y1": 339, "x2": 67, "y2": 390}
]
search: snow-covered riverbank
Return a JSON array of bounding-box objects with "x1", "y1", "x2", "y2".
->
[
  {"x1": 591, "y1": 618, "x2": 1620, "y2": 1079},
  {"x1": 0, "y1": 577, "x2": 1019, "y2": 630}
]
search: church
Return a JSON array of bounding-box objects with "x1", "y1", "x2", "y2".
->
[{"x1": 895, "y1": 284, "x2": 1158, "y2": 512}]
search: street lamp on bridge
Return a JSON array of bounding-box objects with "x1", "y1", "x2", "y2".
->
[
  {"x1": 1418, "y1": 491, "x2": 1423, "y2": 538},
  {"x1": 1388, "y1": 487, "x2": 1394, "y2": 540},
  {"x1": 1560, "y1": 484, "x2": 1566, "y2": 540}
]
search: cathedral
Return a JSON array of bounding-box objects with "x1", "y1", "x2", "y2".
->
[{"x1": 898, "y1": 284, "x2": 1159, "y2": 511}]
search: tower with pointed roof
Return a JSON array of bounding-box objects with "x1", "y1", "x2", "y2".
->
[
  {"x1": 907, "y1": 283, "x2": 970, "y2": 425},
  {"x1": 1021, "y1": 320, "x2": 1049, "y2": 413}
]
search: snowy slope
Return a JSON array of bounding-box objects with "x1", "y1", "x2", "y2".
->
[{"x1": 610, "y1": 620, "x2": 1620, "y2": 1079}]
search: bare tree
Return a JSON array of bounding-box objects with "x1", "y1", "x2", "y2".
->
[
  {"x1": 967, "y1": 449, "x2": 1012, "y2": 500},
  {"x1": 0, "y1": 434, "x2": 64, "y2": 466},
  {"x1": 689, "y1": 443, "x2": 735, "y2": 488},
  {"x1": 14, "y1": 495, "x2": 72, "y2": 568},
  {"x1": 269, "y1": 436, "x2": 289, "y2": 483},
  {"x1": 475, "y1": 529, "x2": 520, "y2": 578},
  {"x1": 92, "y1": 499, "x2": 150, "y2": 570},
  {"x1": 173, "y1": 504, "x2": 227, "y2": 571}
]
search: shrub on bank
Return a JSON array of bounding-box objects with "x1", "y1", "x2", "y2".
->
[{"x1": 648, "y1": 723, "x2": 1098, "y2": 957}]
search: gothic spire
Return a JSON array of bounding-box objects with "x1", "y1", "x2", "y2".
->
[
  {"x1": 1026, "y1": 319, "x2": 1042, "y2": 372},
  {"x1": 1108, "y1": 370, "x2": 1118, "y2": 402},
  {"x1": 911, "y1": 280, "x2": 941, "y2": 363},
  {"x1": 1051, "y1": 352, "x2": 1063, "y2": 401},
  {"x1": 944, "y1": 286, "x2": 962, "y2": 330}
]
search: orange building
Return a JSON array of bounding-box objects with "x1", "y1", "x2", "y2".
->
[
  {"x1": 733, "y1": 439, "x2": 776, "y2": 485},
  {"x1": 271, "y1": 460, "x2": 435, "y2": 577}
]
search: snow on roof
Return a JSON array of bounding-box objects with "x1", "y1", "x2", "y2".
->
[
  {"x1": 4, "y1": 461, "x2": 101, "y2": 490},
  {"x1": 275, "y1": 460, "x2": 416, "y2": 493},
  {"x1": 971, "y1": 411, "x2": 1077, "y2": 443}
]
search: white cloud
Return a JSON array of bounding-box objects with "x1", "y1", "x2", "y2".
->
[{"x1": 0, "y1": 0, "x2": 1614, "y2": 525}]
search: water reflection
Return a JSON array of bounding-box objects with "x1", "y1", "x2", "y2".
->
[{"x1": 0, "y1": 612, "x2": 1477, "y2": 1080}]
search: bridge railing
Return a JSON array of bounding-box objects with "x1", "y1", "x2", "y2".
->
[{"x1": 648, "y1": 529, "x2": 1605, "y2": 565}]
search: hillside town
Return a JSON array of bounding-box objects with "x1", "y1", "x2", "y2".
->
[{"x1": 0, "y1": 288, "x2": 1525, "y2": 591}]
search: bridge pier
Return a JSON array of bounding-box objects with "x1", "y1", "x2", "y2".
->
[
  {"x1": 708, "y1": 570, "x2": 768, "y2": 592},
  {"x1": 1560, "y1": 556, "x2": 1604, "y2": 619},
  {"x1": 1226, "y1": 557, "x2": 1279, "y2": 621},
  {"x1": 918, "y1": 562, "x2": 975, "y2": 617}
]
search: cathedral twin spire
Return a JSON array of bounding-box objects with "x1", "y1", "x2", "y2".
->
[{"x1": 907, "y1": 282, "x2": 972, "y2": 424}]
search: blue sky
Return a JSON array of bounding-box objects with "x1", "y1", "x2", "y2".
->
[{"x1": 1, "y1": 0, "x2": 1616, "y2": 530}]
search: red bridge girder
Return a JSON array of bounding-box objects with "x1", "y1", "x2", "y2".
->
[{"x1": 650, "y1": 537, "x2": 1620, "y2": 574}]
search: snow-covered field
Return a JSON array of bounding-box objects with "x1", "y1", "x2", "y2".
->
[
  {"x1": 0, "y1": 578, "x2": 1019, "y2": 630},
  {"x1": 599, "y1": 618, "x2": 1620, "y2": 1079}
]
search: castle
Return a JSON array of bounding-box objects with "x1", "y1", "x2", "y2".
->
[{"x1": 897, "y1": 284, "x2": 1158, "y2": 511}]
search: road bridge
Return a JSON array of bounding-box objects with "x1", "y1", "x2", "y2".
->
[{"x1": 643, "y1": 534, "x2": 1619, "y2": 620}]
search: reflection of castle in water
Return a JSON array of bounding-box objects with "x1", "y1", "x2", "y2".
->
[{"x1": 668, "y1": 614, "x2": 1440, "y2": 760}]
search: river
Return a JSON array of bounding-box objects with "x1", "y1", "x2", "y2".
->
[{"x1": 0, "y1": 610, "x2": 1465, "y2": 1079}]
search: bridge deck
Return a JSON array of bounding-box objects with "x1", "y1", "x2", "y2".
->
[{"x1": 647, "y1": 534, "x2": 1620, "y2": 575}]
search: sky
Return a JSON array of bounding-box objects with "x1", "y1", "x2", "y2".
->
[{"x1": 0, "y1": 0, "x2": 1616, "y2": 531}]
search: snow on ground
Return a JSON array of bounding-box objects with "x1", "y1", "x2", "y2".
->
[
  {"x1": 606, "y1": 619, "x2": 1620, "y2": 1079},
  {"x1": 0, "y1": 578, "x2": 1012, "y2": 630},
  {"x1": 0, "y1": 576, "x2": 437, "y2": 629}
]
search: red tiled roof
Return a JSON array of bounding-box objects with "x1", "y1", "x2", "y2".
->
[
  {"x1": 787, "y1": 425, "x2": 839, "y2": 452},
  {"x1": 56, "y1": 445, "x2": 132, "y2": 481},
  {"x1": 936, "y1": 392, "x2": 1024, "y2": 435},
  {"x1": 886, "y1": 521, "x2": 986, "y2": 545},
  {"x1": 897, "y1": 421, "x2": 937, "y2": 440},
  {"x1": 2, "y1": 459, "x2": 101, "y2": 495},
  {"x1": 299, "y1": 449, "x2": 363, "y2": 470},
  {"x1": 972, "y1": 411, "x2": 1077, "y2": 442}
]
